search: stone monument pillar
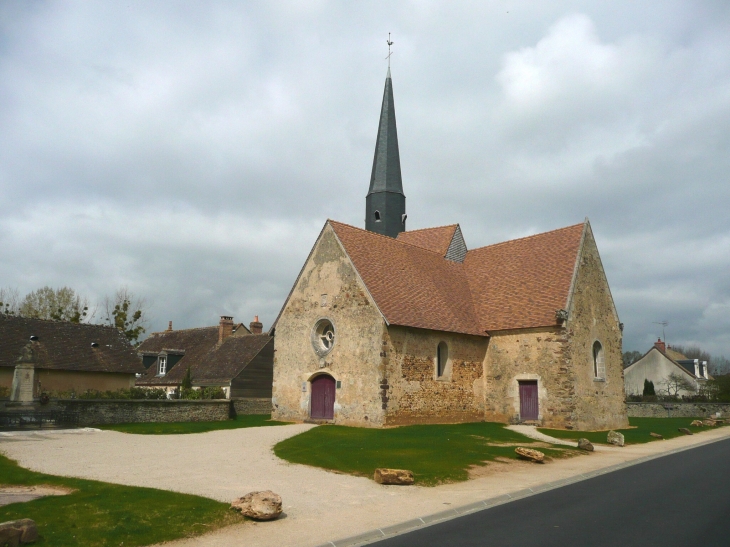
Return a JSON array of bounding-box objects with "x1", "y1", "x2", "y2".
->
[{"x1": 10, "y1": 343, "x2": 36, "y2": 404}]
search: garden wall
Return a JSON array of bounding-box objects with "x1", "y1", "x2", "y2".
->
[
  {"x1": 53, "y1": 399, "x2": 231, "y2": 426},
  {"x1": 231, "y1": 397, "x2": 271, "y2": 416},
  {"x1": 626, "y1": 402, "x2": 730, "y2": 418}
]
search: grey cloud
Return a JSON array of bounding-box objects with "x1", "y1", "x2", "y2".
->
[{"x1": 1, "y1": 1, "x2": 729, "y2": 358}]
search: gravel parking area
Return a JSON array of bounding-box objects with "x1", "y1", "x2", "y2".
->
[{"x1": 2, "y1": 423, "x2": 729, "y2": 547}]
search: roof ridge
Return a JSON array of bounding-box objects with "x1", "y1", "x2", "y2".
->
[
  {"x1": 148, "y1": 325, "x2": 218, "y2": 336},
  {"x1": 467, "y1": 222, "x2": 585, "y2": 254},
  {"x1": 0, "y1": 315, "x2": 120, "y2": 331},
  {"x1": 399, "y1": 224, "x2": 458, "y2": 234},
  {"x1": 328, "y1": 219, "x2": 451, "y2": 258}
]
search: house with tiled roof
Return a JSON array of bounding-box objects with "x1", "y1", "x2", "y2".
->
[
  {"x1": 136, "y1": 316, "x2": 273, "y2": 400},
  {"x1": 270, "y1": 68, "x2": 628, "y2": 430},
  {"x1": 0, "y1": 315, "x2": 144, "y2": 396},
  {"x1": 624, "y1": 339, "x2": 709, "y2": 397}
]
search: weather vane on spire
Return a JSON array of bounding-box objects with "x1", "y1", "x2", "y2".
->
[{"x1": 386, "y1": 32, "x2": 394, "y2": 68}]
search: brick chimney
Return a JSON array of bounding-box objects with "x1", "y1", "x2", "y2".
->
[
  {"x1": 654, "y1": 338, "x2": 666, "y2": 353},
  {"x1": 219, "y1": 316, "x2": 234, "y2": 343},
  {"x1": 249, "y1": 315, "x2": 263, "y2": 334}
]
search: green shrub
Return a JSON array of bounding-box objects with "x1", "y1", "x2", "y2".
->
[
  {"x1": 181, "y1": 367, "x2": 193, "y2": 390},
  {"x1": 643, "y1": 379, "x2": 656, "y2": 396},
  {"x1": 179, "y1": 387, "x2": 226, "y2": 400}
]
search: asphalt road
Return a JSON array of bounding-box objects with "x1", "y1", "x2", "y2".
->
[{"x1": 372, "y1": 438, "x2": 730, "y2": 547}]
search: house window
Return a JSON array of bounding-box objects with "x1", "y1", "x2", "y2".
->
[
  {"x1": 593, "y1": 341, "x2": 605, "y2": 379},
  {"x1": 158, "y1": 355, "x2": 167, "y2": 376},
  {"x1": 374, "y1": 211, "x2": 381, "y2": 222},
  {"x1": 437, "y1": 342, "x2": 448, "y2": 377}
]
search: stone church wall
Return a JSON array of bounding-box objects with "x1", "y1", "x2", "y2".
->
[
  {"x1": 566, "y1": 229, "x2": 628, "y2": 430},
  {"x1": 565, "y1": 226, "x2": 628, "y2": 430},
  {"x1": 272, "y1": 226, "x2": 386, "y2": 426},
  {"x1": 483, "y1": 328, "x2": 573, "y2": 428},
  {"x1": 383, "y1": 326, "x2": 487, "y2": 425}
]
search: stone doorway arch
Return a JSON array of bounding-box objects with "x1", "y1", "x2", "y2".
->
[{"x1": 310, "y1": 374, "x2": 336, "y2": 420}]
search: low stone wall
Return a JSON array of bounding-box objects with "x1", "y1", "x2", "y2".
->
[
  {"x1": 52, "y1": 399, "x2": 231, "y2": 426},
  {"x1": 626, "y1": 402, "x2": 730, "y2": 418},
  {"x1": 231, "y1": 397, "x2": 271, "y2": 416}
]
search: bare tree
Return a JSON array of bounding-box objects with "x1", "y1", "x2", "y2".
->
[
  {"x1": 18, "y1": 286, "x2": 91, "y2": 323},
  {"x1": 661, "y1": 372, "x2": 697, "y2": 397},
  {"x1": 0, "y1": 287, "x2": 20, "y2": 315},
  {"x1": 101, "y1": 287, "x2": 148, "y2": 345}
]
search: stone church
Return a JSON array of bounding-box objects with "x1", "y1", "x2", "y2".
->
[{"x1": 271, "y1": 68, "x2": 628, "y2": 431}]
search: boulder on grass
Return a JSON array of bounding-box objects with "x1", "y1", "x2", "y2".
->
[
  {"x1": 0, "y1": 518, "x2": 38, "y2": 545},
  {"x1": 649, "y1": 432, "x2": 663, "y2": 439},
  {"x1": 231, "y1": 491, "x2": 282, "y2": 521},
  {"x1": 515, "y1": 447, "x2": 545, "y2": 463},
  {"x1": 703, "y1": 420, "x2": 717, "y2": 427},
  {"x1": 607, "y1": 431, "x2": 625, "y2": 447},
  {"x1": 374, "y1": 468, "x2": 414, "y2": 485},
  {"x1": 690, "y1": 420, "x2": 704, "y2": 427},
  {"x1": 678, "y1": 427, "x2": 693, "y2": 436}
]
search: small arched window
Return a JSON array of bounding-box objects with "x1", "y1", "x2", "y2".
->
[
  {"x1": 437, "y1": 342, "x2": 448, "y2": 377},
  {"x1": 593, "y1": 341, "x2": 604, "y2": 379},
  {"x1": 374, "y1": 210, "x2": 381, "y2": 222},
  {"x1": 158, "y1": 355, "x2": 167, "y2": 376}
]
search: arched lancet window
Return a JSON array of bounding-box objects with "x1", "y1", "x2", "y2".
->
[
  {"x1": 374, "y1": 210, "x2": 381, "y2": 222},
  {"x1": 593, "y1": 341, "x2": 605, "y2": 379},
  {"x1": 437, "y1": 342, "x2": 448, "y2": 377}
]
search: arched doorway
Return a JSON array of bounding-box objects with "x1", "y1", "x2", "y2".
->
[{"x1": 310, "y1": 374, "x2": 336, "y2": 420}]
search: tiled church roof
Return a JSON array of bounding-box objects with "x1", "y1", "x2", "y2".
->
[
  {"x1": 329, "y1": 220, "x2": 585, "y2": 335},
  {"x1": 331, "y1": 221, "x2": 481, "y2": 336},
  {"x1": 396, "y1": 225, "x2": 458, "y2": 255},
  {"x1": 464, "y1": 223, "x2": 585, "y2": 331}
]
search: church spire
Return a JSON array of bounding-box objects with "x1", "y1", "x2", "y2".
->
[{"x1": 365, "y1": 66, "x2": 406, "y2": 237}]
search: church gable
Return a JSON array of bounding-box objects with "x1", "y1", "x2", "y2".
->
[
  {"x1": 273, "y1": 223, "x2": 383, "y2": 332},
  {"x1": 444, "y1": 225, "x2": 467, "y2": 263}
]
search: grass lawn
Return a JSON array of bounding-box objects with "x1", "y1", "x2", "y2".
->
[
  {"x1": 538, "y1": 417, "x2": 728, "y2": 445},
  {"x1": 274, "y1": 421, "x2": 573, "y2": 486},
  {"x1": 0, "y1": 453, "x2": 241, "y2": 546},
  {"x1": 99, "y1": 413, "x2": 289, "y2": 435}
]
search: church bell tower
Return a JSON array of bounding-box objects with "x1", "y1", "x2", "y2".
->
[{"x1": 365, "y1": 67, "x2": 406, "y2": 238}]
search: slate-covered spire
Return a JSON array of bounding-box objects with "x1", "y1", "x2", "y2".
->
[{"x1": 366, "y1": 67, "x2": 406, "y2": 238}]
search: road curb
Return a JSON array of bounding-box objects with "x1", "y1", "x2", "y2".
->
[{"x1": 315, "y1": 432, "x2": 730, "y2": 547}]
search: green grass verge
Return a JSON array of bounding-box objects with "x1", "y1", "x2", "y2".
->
[
  {"x1": 539, "y1": 417, "x2": 728, "y2": 445},
  {"x1": 99, "y1": 414, "x2": 289, "y2": 435},
  {"x1": 0, "y1": 453, "x2": 241, "y2": 546},
  {"x1": 274, "y1": 421, "x2": 572, "y2": 486}
]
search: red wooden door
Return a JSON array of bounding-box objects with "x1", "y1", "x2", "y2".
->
[
  {"x1": 519, "y1": 381, "x2": 538, "y2": 421},
  {"x1": 310, "y1": 375, "x2": 336, "y2": 420}
]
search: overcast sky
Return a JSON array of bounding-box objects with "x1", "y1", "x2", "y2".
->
[{"x1": 1, "y1": 1, "x2": 729, "y2": 356}]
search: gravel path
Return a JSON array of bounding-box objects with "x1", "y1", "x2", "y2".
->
[
  {"x1": 2, "y1": 424, "x2": 729, "y2": 547},
  {"x1": 506, "y1": 425, "x2": 578, "y2": 446}
]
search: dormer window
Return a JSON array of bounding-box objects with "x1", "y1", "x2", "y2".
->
[
  {"x1": 374, "y1": 211, "x2": 381, "y2": 222},
  {"x1": 158, "y1": 355, "x2": 167, "y2": 376}
]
